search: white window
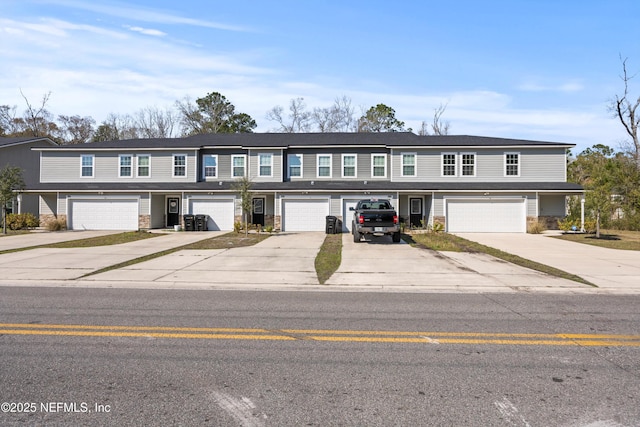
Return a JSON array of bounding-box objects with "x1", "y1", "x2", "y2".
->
[
  {"x1": 258, "y1": 153, "x2": 272, "y2": 177},
  {"x1": 505, "y1": 152, "x2": 520, "y2": 176},
  {"x1": 81, "y1": 155, "x2": 94, "y2": 178},
  {"x1": 317, "y1": 154, "x2": 332, "y2": 178},
  {"x1": 371, "y1": 154, "x2": 387, "y2": 178},
  {"x1": 288, "y1": 154, "x2": 302, "y2": 178},
  {"x1": 203, "y1": 155, "x2": 217, "y2": 178},
  {"x1": 401, "y1": 153, "x2": 416, "y2": 177},
  {"x1": 461, "y1": 153, "x2": 476, "y2": 177},
  {"x1": 119, "y1": 154, "x2": 132, "y2": 177},
  {"x1": 442, "y1": 153, "x2": 456, "y2": 176},
  {"x1": 173, "y1": 154, "x2": 186, "y2": 177},
  {"x1": 137, "y1": 155, "x2": 150, "y2": 177},
  {"x1": 232, "y1": 155, "x2": 246, "y2": 178},
  {"x1": 342, "y1": 154, "x2": 357, "y2": 178}
]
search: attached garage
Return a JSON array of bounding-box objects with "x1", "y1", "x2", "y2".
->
[
  {"x1": 446, "y1": 198, "x2": 526, "y2": 233},
  {"x1": 341, "y1": 199, "x2": 360, "y2": 232},
  {"x1": 189, "y1": 198, "x2": 235, "y2": 231},
  {"x1": 282, "y1": 198, "x2": 330, "y2": 231},
  {"x1": 68, "y1": 198, "x2": 139, "y2": 230}
]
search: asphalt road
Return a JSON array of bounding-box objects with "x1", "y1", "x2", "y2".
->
[{"x1": 1, "y1": 287, "x2": 639, "y2": 426}]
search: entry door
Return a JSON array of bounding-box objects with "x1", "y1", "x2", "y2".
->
[
  {"x1": 166, "y1": 197, "x2": 180, "y2": 227},
  {"x1": 252, "y1": 198, "x2": 265, "y2": 226},
  {"x1": 410, "y1": 198, "x2": 423, "y2": 228}
]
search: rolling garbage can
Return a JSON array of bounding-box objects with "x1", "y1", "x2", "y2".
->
[
  {"x1": 334, "y1": 218, "x2": 342, "y2": 234},
  {"x1": 195, "y1": 214, "x2": 208, "y2": 231},
  {"x1": 325, "y1": 216, "x2": 337, "y2": 234},
  {"x1": 183, "y1": 214, "x2": 195, "y2": 231}
]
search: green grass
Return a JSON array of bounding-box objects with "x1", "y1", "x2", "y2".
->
[
  {"x1": 405, "y1": 232, "x2": 596, "y2": 287},
  {"x1": 552, "y1": 229, "x2": 640, "y2": 251},
  {"x1": 85, "y1": 232, "x2": 270, "y2": 277},
  {"x1": 315, "y1": 233, "x2": 342, "y2": 284}
]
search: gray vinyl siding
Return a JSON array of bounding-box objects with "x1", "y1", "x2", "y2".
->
[
  {"x1": 391, "y1": 148, "x2": 567, "y2": 182},
  {"x1": 1, "y1": 142, "x2": 47, "y2": 187},
  {"x1": 539, "y1": 195, "x2": 566, "y2": 216},
  {"x1": 286, "y1": 148, "x2": 390, "y2": 180},
  {"x1": 248, "y1": 150, "x2": 283, "y2": 182},
  {"x1": 40, "y1": 151, "x2": 197, "y2": 183}
]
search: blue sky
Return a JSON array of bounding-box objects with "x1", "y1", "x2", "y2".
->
[{"x1": 1, "y1": 0, "x2": 638, "y2": 153}]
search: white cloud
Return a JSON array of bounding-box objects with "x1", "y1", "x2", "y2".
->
[
  {"x1": 124, "y1": 25, "x2": 166, "y2": 37},
  {"x1": 518, "y1": 80, "x2": 584, "y2": 93}
]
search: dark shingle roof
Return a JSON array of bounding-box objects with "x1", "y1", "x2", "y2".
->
[
  {"x1": 34, "y1": 133, "x2": 574, "y2": 150},
  {"x1": 0, "y1": 136, "x2": 58, "y2": 148}
]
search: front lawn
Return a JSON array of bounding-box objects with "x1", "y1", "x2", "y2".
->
[
  {"x1": 405, "y1": 232, "x2": 594, "y2": 286},
  {"x1": 552, "y1": 230, "x2": 640, "y2": 251},
  {"x1": 315, "y1": 233, "x2": 342, "y2": 284}
]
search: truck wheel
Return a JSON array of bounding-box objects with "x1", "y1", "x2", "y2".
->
[
  {"x1": 353, "y1": 229, "x2": 361, "y2": 243},
  {"x1": 392, "y1": 232, "x2": 401, "y2": 243}
]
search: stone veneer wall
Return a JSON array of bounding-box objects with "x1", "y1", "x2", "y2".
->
[{"x1": 139, "y1": 215, "x2": 150, "y2": 230}]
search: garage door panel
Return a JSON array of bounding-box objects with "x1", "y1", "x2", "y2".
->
[
  {"x1": 190, "y1": 200, "x2": 234, "y2": 231},
  {"x1": 447, "y1": 199, "x2": 525, "y2": 233},
  {"x1": 342, "y1": 199, "x2": 360, "y2": 232},
  {"x1": 70, "y1": 199, "x2": 139, "y2": 230},
  {"x1": 283, "y1": 199, "x2": 329, "y2": 231}
]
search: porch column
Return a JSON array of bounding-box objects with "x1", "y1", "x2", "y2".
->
[{"x1": 580, "y1": 197, "x2": 585, "y2": 232}]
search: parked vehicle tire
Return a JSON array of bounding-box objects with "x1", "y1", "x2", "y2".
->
[
  {"x1": 392, "y1": 232, "x2": 401, "y2": 243},
  {"x1": 353, "y1": 226, "x2": 361, "y2": 243}
]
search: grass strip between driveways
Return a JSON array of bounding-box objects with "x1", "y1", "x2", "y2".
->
[
  {"x1": 83, "y1": 232, "x2": 271, "y2": 277},
  {"x1": 404, "y1": 232, "x2": 597, "y2": 287},
  {"x1": 552, "y1": 230, "x2": 640, "y2": 251},
  {"x1": 315, "y1": 233, "x2": 342, "y2": 285}
]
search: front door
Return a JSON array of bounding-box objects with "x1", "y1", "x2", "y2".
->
[
  {"x1": 252, "y1": 198, "x2": 265, "y2": 226},
  {"x1": 410, "y1": 197, "x2": 423, "y2": 228},
  {"x1": 167, "y1": 197, "x2": 180, "y2": 227}
]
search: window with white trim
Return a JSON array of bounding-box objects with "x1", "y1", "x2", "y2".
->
[
  {"x1": 442, "y1": 153, "x2": 456, "y2": 176},
  {"x1": 288, "y1": 154, "x2": 302, "y2": 178},
  {"x1": 232, "y1": 155, "x2": 246, "y2": 177},
  {"x1": 342, "y1": 154, "x2": 357, "y2": 178},
  {"x1": 317, "y1": 154, "x2": 332, "y2": 177},
  {"x1": 119, "y1": 154, "x2": 132, "y2": 177},
  {"x1": 81, "y1": 154, "x2": 94, "y2": 177},
  {"x1": 137, "y1": 155, "x2": 150, "y2": 177},
  {"x1": 371, "y1": 154, "x2": 387, "y2": 177},
  {"x1": 401, "y1": 153, "x2": 416, "y2": 177},
  {"x1": 203, "y1": 155, "x2": 217, "y2": 178},
  {"x1": 173, "y1": 154, "x2": 186, "y2": 177},
  {"x1": 505, "y1": 152, "x2": 520, "y2": 176},
  {"x1": 461, "y1": 153, "x2": 475, "y2": 176},
  {"x1": 258, "y1": 153, "x2": 272, "y2": 177}
]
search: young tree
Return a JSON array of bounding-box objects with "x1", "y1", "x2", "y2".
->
[
  {"x1": 232, "y1": 176, "x2": 253, "y2": 236},
  {"x1": 176, "y1": 92, "x2": 256, "y2": 135},
  {"x1": 266, "y1": 97, "x2": 312, "y2": 133},
  {"x1": 357, "y1": 104, "x2": 405, "y2": 132},
  {"x1": 0, "y1": 165, "x2": 25, "y2": 234},
  {"x1": 609, "y1": 57, "x2": 640, "y2": 166}
]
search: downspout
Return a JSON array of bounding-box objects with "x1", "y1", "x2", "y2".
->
[{"x1": 581, "y1": 196, "x2": 585, "y2": 233}]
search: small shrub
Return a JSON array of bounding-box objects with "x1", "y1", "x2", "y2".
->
[
  {"x1": 431, "y1": 221, "x2": 444, "y2": 233},
  {"x1": 527, "y1": 220, "x2": 546, "y2": 234},
  {"x1": 46, "y1": 218, "x2": 67, "y2": 231},
  {"x1": 264, "y1": 225, "x2": 274, "y2": 233},
  {"x1": 583, "y1": 218, "x2": 597, "y2": 234},
  {"x1": 6, "y1": 213, "x2": 40, "y2": 230},
  {"x1": 233, "y1": 221, "x2": 242, "y2": 233},
  {"x1": 558, "y1": 217, "x2": 579, "y2": 232}
]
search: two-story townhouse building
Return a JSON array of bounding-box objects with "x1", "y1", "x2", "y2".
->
[
  {"x1": 0, "y1": 136, "x2": 58, "y2": 217},
  {"x1": 27, "y1": 133, "x2": 583, "y2": 233}
]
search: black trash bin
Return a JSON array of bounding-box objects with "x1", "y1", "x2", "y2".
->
[
  {"x1": 325, "y1": 216, "x2": 337, "y2": 234},
  {"x1": 334, "y1": 218, "x2": 342, "y2": 234},
  {"x1": 195, "y1": 214, "x2": 208, "y2": 231},
  {"x1": 183, "y1": 214, "x2": 195, "y2": 231}
]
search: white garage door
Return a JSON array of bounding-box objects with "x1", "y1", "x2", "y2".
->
[
  {"x1": 342, "y1": 199, "x2": 360, "y2": 232},
  {"x1": 447, "y1": 199, "x2": 526, "y2": 233},
  {"x1": 190, "y1": 199, "x2": 235, "y2": 231},
  {"x1": 69, "y1": 199, "x2": 139, "y2": 230},
  {"x1": 282, "y1": 199, "x2": 330, "y2": 231}
]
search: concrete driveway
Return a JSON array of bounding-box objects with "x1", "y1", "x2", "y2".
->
[
  {"x1": 325, "y1": 233, "x2": 588, "y2": 293},
  {"x1": 456, "y1": 232, "x2": 640, "y2": 292}
]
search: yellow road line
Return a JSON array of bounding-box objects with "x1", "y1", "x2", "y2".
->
[{"x1": 1, "y1": 323, "x2": 639, "y2": 346}]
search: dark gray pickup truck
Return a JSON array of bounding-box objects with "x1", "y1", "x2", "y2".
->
[{"x1": 350, "y1": 199, "x2": 401, "y2": 243}]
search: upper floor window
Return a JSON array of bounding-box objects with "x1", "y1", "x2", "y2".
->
[
  {"x1": 137, "y1": 155, "x2": 150, "y2": 177},
  {"x1": 401, "y1": 153, "x2": 416, "y2": 177},
  {"x1": 232, "y1": 155, "x2": 246, "y2": 177},
  {"x1": 461, "y1": 153, "x2": 476, "y2": 177},
  {"x1": 259, "y1": 153, "x2": 272, "y2": 177},
  {"x1": 342, "y1": 154, "x2": 357, "y2": 178},
  {"x1": 173, "y1": 154, "x2": 186, "y2": 177},
  {"x1": 371, "y1": 154, "x2": 387, "y2": 178},
  {"x1": 81, "y1": 155, "x2": 94, "y2": 177},
  {"x1": 442, "y1": 153, "x2": 456, "y2": 176},
  {"x1": 317, "y1": 154, "x2": 332, "y2": 177},
  {"x1": 119, "y1": 154, "x2": 132, "y2": 178},
  {"x1": 505, "y1": 152, "x2": 520, "y2": 176},
  {"x1": 203, "y1": 155, "x2": 217, "y2": 178},
  {"x1": 288, "y1": 154, "x2": 302, "y2": 178}
]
